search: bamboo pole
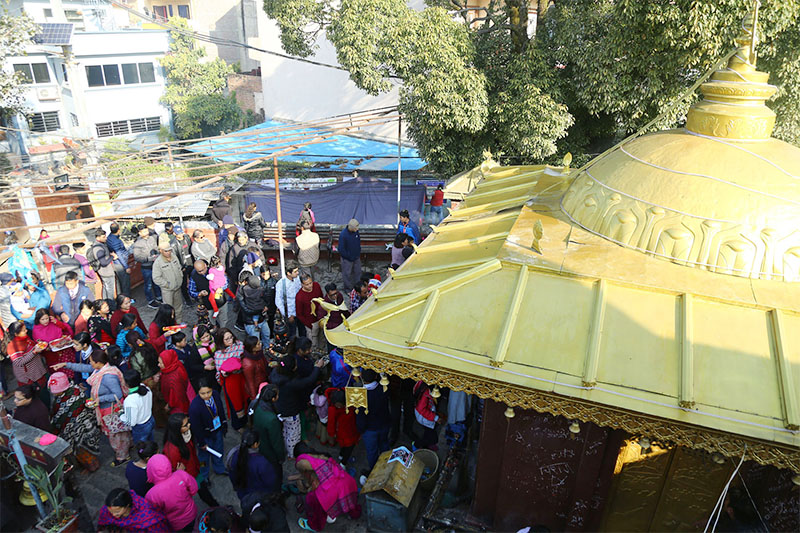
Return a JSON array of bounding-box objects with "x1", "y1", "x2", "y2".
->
[{"x1": 273, "y1": 156, "x2": 285, "y2": 277}]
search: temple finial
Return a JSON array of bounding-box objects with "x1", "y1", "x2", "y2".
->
[{"x1": 749, "y1": 0, "x2": 760, "y2": 65}]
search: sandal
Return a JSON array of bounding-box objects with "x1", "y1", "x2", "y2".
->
[{"x1": 298, "y1": 518, "x2": 316, "y2": 532}]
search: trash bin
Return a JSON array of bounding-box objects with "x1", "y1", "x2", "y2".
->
[
  {"x1": 363, "y1": 447, "x2": 425, "y2": 532},
  {"x1": 413, "y1": 449, "x2": 439, "y2": 491}
]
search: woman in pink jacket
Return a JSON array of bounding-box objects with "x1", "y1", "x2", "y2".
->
[{"x1": 145, "y1": 454, "x2": 198, "y2": 532}]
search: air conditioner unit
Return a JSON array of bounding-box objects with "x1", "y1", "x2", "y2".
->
[{"x1": 36, "y1": 87, "x2": 59, "y2": 101}]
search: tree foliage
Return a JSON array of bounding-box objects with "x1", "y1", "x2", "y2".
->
[
  {"x1": 263, "y1": 0, "x2": 799, "y2": 176},
  {"x1": 159, "y1": 18, "x2": 241, "y2": 139},
  {"x1": 0, "y1": 7, "x2": 38, "y2": 119}
]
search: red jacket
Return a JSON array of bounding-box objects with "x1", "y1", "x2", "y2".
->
[
  {"x1": 241, "y1": 353, "x2": 268, "y2": 400},
  {"x1": 221, "y1": 371, "x2": 248, "y2": 413},
  {"x1": 295, "y1": 283, "x2": 323, "y2": 329},
  {"x1": 413, "y1": 382, "x2": 439, "y2": 429},
  {"x1": 163, "y1": 440, "x2": 200, "y2": 478},
  {"x1": 326, "y1": 388, "x2": 359, "y2": 447}
]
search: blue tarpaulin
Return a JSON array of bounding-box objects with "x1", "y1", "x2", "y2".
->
[
  {"x1": 244, "y1": 178, "x2": 426, "y2": 226},
  {"x1": 187, "y1": 120, "x2": 426, "y2": 172}
]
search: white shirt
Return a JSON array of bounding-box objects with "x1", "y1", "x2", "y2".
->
[{"x1": 121, "y1": 388, "x2": 153, "y2": 426}]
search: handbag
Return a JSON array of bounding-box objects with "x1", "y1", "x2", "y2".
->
[{"x1": 102, "y1": 396, "x2": 131, "y2": 434}]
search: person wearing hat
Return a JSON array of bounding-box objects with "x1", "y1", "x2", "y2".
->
[
  {"x1": 398, "y1": 209, "x2": 421, "y2": 245},
  {"x1": 338, "y1": 219, "x2": 362, "y2": 292},
  {"x1": 107, "y1": 223, "x2": 132, "y2": 298},
  {"x1": 132, "y1": 224, "x2": 162, "y2": 308},
  {"x1": 143, "y1": 216, "x2": 158, "y2": 237},
  {"x1": 152, "y1": 239, "x2": 184, "y2": 322},
  {"x1": 92, "y1": 229, "x2": 118, "y2": 299},
  {"x1": 296, "y1": 221, "x2": 320, "y2": 278},
  {"x1": 48, "y1": 371, "x2": 102, "y2": 472},
  {"x1": 163, "y1": 222, "x2": 192, "y2": 302}
]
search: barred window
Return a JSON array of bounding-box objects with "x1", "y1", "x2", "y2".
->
[
  {"x1": 95, "y1": 116, "x2": 161, "y2": 137},
  {"x1": 29, "y1": 111, "x2": 61, "y2": 133}
]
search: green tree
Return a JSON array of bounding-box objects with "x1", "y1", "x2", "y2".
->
[
  {"x1": 264, "y1": 0, "x2": 572, "y2": 176},
  {"x1": 0, "y1": 7, "x2": 38, "y2": 120},
  {"x1": 538, "y1": 0, "x2": 800, "y2": 150},
  {"x1": 159, "y1": 18, "x2": 242, "y2": 139}
]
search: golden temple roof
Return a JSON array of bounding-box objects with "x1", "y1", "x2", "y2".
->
[{"x1": 327, "y1": 9, "x2": 800, "y2": 472}]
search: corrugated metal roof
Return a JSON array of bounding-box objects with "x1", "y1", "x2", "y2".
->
[{"x1": 113, "y1": 189, "x2": 216, "y2": 218}]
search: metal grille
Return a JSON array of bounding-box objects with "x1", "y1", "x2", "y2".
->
[
  {"x1": 96, "y1": 116, "x2": 161, "y2": 137},
  {"x1": 29, "y1": 111, "x2": 61, "y2": 133}
]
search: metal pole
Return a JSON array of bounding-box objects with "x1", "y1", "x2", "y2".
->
[
  {"x1": 273, "y1": 157, "x2": 286, "y2": 277},
  {"x1": 397, "y1": 116, "x2": 402, "y2": 223},
  {"x1": 1, "y1": 407, "x2": 47, "y2": 519},
  {"x1": 167, "y1": 144, "x2": 184, "y2": 227}
]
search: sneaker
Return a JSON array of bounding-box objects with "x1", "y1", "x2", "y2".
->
[
  {"x1": 147, "y1": 300, "x2": 159, "y2": 309},
  {"x1": 155, "y1": 299, "x2": 164, "y2": 305},
  {"x1": 233, "y1": 324, "x2": 245, "y2": 332},
  {"x1": 111, "y1": 457, "x2": 130, "y2": 467},
  {"x1": 326, "y1": 515, "x2": 337, "y2": 524},
  {"x1": 359, "y1": 474, "x2": 367, "y2": 486},
  {"x1": 212, "y1": 311, "x2": 219, "y2": 318}
]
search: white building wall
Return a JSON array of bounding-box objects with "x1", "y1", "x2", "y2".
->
[{"x1": 255, "y1": 12, "x2": 404, "y2": 143}]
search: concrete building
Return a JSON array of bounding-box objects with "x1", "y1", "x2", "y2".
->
[
  {"x1": 137, "y1": 0, "x2": 262, "y2": 72},
  {"x1": 1, "y1": 0, "x2": 171, "y2": 154}
]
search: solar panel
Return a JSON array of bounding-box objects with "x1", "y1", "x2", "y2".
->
[{"x1": 33, "y1": 23, "x2": 74, "y2": 45}]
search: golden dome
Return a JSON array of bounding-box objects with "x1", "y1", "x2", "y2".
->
[{"x1": 562, "y1": 9, "x2": 800, "y2": 281}]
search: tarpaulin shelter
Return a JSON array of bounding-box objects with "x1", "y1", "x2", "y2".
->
[
  {"x1": 244, "y1": 178, "x2": 426, "y2": 226},
  {"x1": 187, "y1": 119, "x2": 426, "y2": 172}
]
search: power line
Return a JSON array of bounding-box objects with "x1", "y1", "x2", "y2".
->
[{"x1": 104, "y1": 0, "x2": 403, "y2": 80}]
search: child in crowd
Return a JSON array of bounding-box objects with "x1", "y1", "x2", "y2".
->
[
  {"x1": 125, "y1": 441, "x2": 158, "y2": 498},
  {"x1": 121, "y1": 368, "x2": 155, "y2": 442},
  {"x1": 327, "y1": 388, "x2": 359, "y2": 464},
  {"x1": 310, "y1": 383, "x2": 334, "y2": 446},
  {"x1": 207, "y1": 255, "x2": 236, "y2": 318},
  {"x1": 116, "y1": 313, "x2": 145, "y2": 362}
]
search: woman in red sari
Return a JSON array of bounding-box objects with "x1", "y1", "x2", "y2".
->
[
  {"x1": 32, "y1": 309, "x2": 76, "y2": 380},
  {"x1": 7, "y1": 321, "x2": 48, "y2": 396}
]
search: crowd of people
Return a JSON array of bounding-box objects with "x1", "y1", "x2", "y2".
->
[{"x1": 0, "y1": 188, "x2": 456, "y2": 532}]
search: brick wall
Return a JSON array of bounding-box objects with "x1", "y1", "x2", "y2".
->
[{"x1": 227, "y1": 73, "x2": 263, "y2": 115}]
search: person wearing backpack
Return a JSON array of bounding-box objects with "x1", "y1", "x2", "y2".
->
[
  {"x1": 91, "y1": 229, "x2": 117, "y2": 299},
  {"x1": 131, "y1": 224, "x2": 162, "y2": 309}
]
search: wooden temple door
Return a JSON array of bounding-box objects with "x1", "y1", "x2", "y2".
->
[{"x1": 600, "y1": 443, "x2": 734, "y2": 530}]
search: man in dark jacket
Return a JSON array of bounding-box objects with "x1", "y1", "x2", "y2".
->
[
  {"x1": 92, "y1": 229, "x2": 117, "y2": 299},
  {"x1": 211, "y1": 192, "x2": 232, "y2": 228},
  {"x1": 356, "y1": 369, "x2": 392, "y2": 471},
  {"x1": 239, "y1": 273, "x2": 270, "y2": 346},
  {"x1": 107, "y1": 222, "x2": 131, "y2": 297},
  {"x1": 52, "y1": 271, "x2": 94, "y2": 326},
  {"x1": 338, "y1": 218, "x2": 361, "y2": 292},
  {"x1": 51, "y1": 245, "x2": 83, "y2": 289}
]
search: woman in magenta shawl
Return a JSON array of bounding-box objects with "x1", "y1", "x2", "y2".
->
[
  {"x1": 32, "y1": 308, "x2": 76, "y2": 380},
  {"x1": 98, "y1": 488, "x2": 169, "y2": 532},
  {"x1": 292, "y1": 443, "x2": 361, "y2": 531}
]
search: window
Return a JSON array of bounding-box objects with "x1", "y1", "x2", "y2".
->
[
  {"x1": 103, "y1": 65, "x2": 120, "y2": 85},
  {"x1": 95, "y1": 116, "x2": 161, "y2": 137},
  {"x1": 153, "y1": 5, "x2": 167, "y2": 19},
  {"x1": 70, "y1": 113, "x2": 79, "y2": 127},
  {"x1": 64, "y1": 10, "x2": 85, "y2": 31},
  {"x1": 61, "y1": 63, "x2": 68, "y2": 83},
  {"x1": 177, "y1": 5, "x2": 190, "y2": 18},
  {"x1": 90, "y1": 63, "x2": 155, "y2": 86},
  {"x1": 43, "y1": 8, "x2": 52, "y2": 17},
  {"x1": 29, "y1": 111, "x2": 61, "y2": 133},
  {"x1": 167, "y1": 5, "x2": 173, "y2": 17},
  {"x1": 122, "y1": 63, "x2": 156, "y2": 84},
  {"x1": 13, "y1": 63, "x2": 51, "y2": 84}
]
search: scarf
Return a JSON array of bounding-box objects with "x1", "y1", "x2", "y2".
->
[
  {"x1": 8, "y1": 334, "x2": 34, "y2": 360},
  {"x1": 87, "y1": 363, "x2": 128, "y2": 417},
  {"x1": 50, "y1": 386, "x2": 100, "y2": 454},
  {"x1": 159, "y1": 349, "x2": 185, "y2": 375},
  {"x1": 97, "y1": 490, "x2": 170, "y2": 532},
  {"x1": 242, "y1": 348, "x2": 263, "y2": 361}
]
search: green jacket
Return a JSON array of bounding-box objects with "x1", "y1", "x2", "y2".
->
[{"x1": 252, "y1": 404, "x2": 285, "y2": 465}]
